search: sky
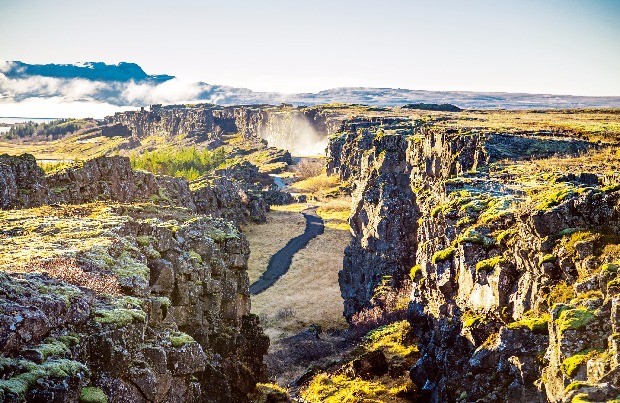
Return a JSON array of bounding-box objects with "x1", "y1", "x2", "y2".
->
[{"x1": 0, "y1": 0, "x2": 619, "y2": 96}]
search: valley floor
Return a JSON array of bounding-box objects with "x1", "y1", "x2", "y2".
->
[{"x1": 242, "y1": 199, "x2": 351, "y2": 385}]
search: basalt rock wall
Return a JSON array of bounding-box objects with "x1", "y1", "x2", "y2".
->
[
  {"x1": 105, "y1": 105, "x2": 344, "y2": 154},
  {"x1": 0, "y1": 154, "x2": 272, "y2": 402},
  {"x1": 329, "y1": 118, "x2": 619, "y2": 402}
]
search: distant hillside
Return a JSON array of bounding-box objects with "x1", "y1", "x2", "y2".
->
[
  {"x1": 2, "y1": 61, "x2": 620, "y2": 115},
  {"x1": 2, "y1": 61, "x2": 174, "y2": 83}
]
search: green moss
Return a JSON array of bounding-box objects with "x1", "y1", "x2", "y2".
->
[
  {"x1": 456, "y1": 228, "x2": 495, "y2": 247},
  {"x1": 559, "y1": 228, "x2": 586, "y2": 237},
  {"x1": 0, "y1": 358, "x2": 87, "y2": 399},
  {"x1": 409, "y1": 264, "x2": 422, "y2": 281},
  {"x1": 601, "y1": 262, "x2": 620, "y2": 276},
  {"x1": 475, "y1": 256, "x2": 506, "y2": 273},
  {"x1": 206, "y1": 226, "x2": 239, "y2": 242},
  {"x1": 539, "y1": 254, "x2": 557, "y2": 265},
  {"x1": 169, "y1": 331, "x2": 195, "y2": 348},
  {"x1": 603, "y1": 183, "x2": 620, "y2": 193},
  {"x1": 94, "y1": 307, "x2": 146, "y2": 326},
  {"x1": 571, "y1": 393, "x2": 592, "y2": 403},
  {"x1": 496, "y1": 228, "x2": 516, "y2": 245},
  {"x1": 363, "y1": 320, "x2": 416, "y2": 360},
  {"x1": 136, "y1": 235, "x2": 152, "y2": 247},
  {"x1": 507, "y1": 313, "x2": 550, "y2": 334},
  {"x1": 565, "y1": 381, "x2": 594, "y2": 393},
  {"x1": 557, "y1": 306, "x2": 596, "y2": 334},
  {"x1": 255, "y1": 383, "x2": 290, "y2": 402},
  {"x1": 56, "y1": 334, "x2": 80, "y2": 347},
  {"x1": 188, "y1": 250, "x2": 203, "y2": 263},
  {"x1": 608, "y1": 278, "x2": 620, "y2": 289},
  {"x1": 432, "y1": 246, "x2": 455, "y2": 264},
  {"x1": 562, "y1": 349, "x2": 602, "y2": 377},
  {"x1": 80, "y1": 387, "x2": 108, "y2": 403},
  {"x1": 533, "y1": 183, "x2": 576, "y2": 211},
  {"x1": 113, "y1": 252, "x2": 149, "y2": 280},
  {"x1": 33, "y1": 341, "x2": 70, "y2": 360},
  {"x1": 462, "y1": 312, "x2": 486, "y2": 328}
]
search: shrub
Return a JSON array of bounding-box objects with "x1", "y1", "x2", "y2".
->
[
  {"x1": 16, "y1": 258, "x2": 120, "y2": 296},
  {"x1": 130, "y1": 146, "x2": 228, "y2": 180}
]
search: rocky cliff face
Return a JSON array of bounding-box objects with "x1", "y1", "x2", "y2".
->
[
  {"x1": 0, "y1": 153, "x2": 292, "y2": 225},
  {"x1": 0, "y1": 154, "x2": 273, "y2": 402},
  {"x1": 328, "y1": 117, "x2": 620, "y2": 402},
  {"x1": 105, "y1": 104, "x2": 344, "y2": 154},
  {"x1": 330, "y1": 117, "x2": 419, "y2": 322}
]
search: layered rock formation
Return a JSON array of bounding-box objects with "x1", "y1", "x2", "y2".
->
[
  {"x1": 0, "y1": 154, "x2": 275, "y2": 402},
  {"x1": 0, "y1": 153, "x2": 293, "y2": 224},
  {"x1": 104, "y1": 104, "x2": 344, "y2": 155},
  {"x1": 328, "y1": 116, "x2": 620, "y2": 402}
]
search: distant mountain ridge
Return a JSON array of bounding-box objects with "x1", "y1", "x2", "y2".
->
[
  {"x1": 2, "y1": 61, "x2": 620, "y2": 111},
  {"x1": 3, "y1": 61, "x2": 174, "y2": 83}
]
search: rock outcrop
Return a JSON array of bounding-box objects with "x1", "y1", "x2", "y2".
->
[
  {"x1": 104, "y1": 104, "x2": 344, "y2": 155},
  {"x1": 0, "y1": 154, "x2": 293, "y2": 224},
  {"x1": 328, "y1": 116, "x2": 619, "y2": 402},
  {"x1": 0, "y1": 154, "x2": 273, "y2": 402}
]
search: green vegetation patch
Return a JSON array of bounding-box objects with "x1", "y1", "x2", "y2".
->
[
  {"x1": 462, "y1": 312, "x2": 486, "y2": 328},
  {"x1": 533, "y1": 184, "x2": 575, "y2": 211},
  {"x1": 456, "y1": 228, "x2": 495, "y2": 248},
  {"x1": 80, "y1": 387, "x2": 108, "y2": 403},
  {"x1": 564, "y1": 381, "x2": 594, "y2": 393},
  {"x1": 475, "y1": 256, "x2": 506, "y2": 273},
  {"x1": 169, "y1": 331, "x2": 195, "y2": 348},
  {"x1": 556, "y1": 306, "x2": 596, "y2": 334},
  {"x1": 561, "y1": 349, "x2": 602, "y2": 377},
  {"x1": 507, "y1": 313, "x2": 550, "y2": 334},
  {"x1": 94, "y1": 307, "x2": 146, "y2": 327},
  {"x1": 130, "y1": 146, "x2": 229, "y2": 181},
  {"x1": 363, "y1": 320, "x2": 416, "y2": 360},
  {"x1": 301, "y1": 373, "x2": 388, "y2": 403},
  {"x1": 409, "y1": 264, "x2": 422, "y2": 281},
  {"x1": 432, "y1": 246, "x2": 456, "y2": 264},
  {"x1": 539, "y1": 254, "x2": 557, "y2": 266},
  {"x1": 0, "y1": 358, "x2": 87, "y2": 399}
]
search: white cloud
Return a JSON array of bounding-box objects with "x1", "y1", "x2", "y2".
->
[
  {"x1": 0, "y1": 96, "x2": 134, "y2": 118},
  {"x1": 121, "y1": 78, "x2": 204, "y2": 104}
]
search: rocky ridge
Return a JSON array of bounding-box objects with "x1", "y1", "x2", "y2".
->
[
  {"x1": 103, "y1": 104, "x2": 343, "y2": 155},
  {"x1": 0, "y1": 153, "x2": 294, "y2": 402},
  {"x1": 327, "y1": 115, "x2": 620, "y2": 402}
]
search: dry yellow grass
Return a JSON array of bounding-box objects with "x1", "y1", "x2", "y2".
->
[
  {"x1": 244, "y1": 199, "x2": 352, "y2": 342},
  {"x1": 316, "y1": 198, "x2": 351, "y2": 231},
  {"x1": 242, "y1": 210, "x2": 306, "y2": 284},
  {"x1": 290, "y1": 173, "x2": 342, "y2": 195},
  {"x1": 251, "y1": 225, "x2": 351, "y2": 341}
]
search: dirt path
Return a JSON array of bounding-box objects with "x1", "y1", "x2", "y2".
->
[{"x1": 249, "y1": 208, "x2": 325, "y2": 295}]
